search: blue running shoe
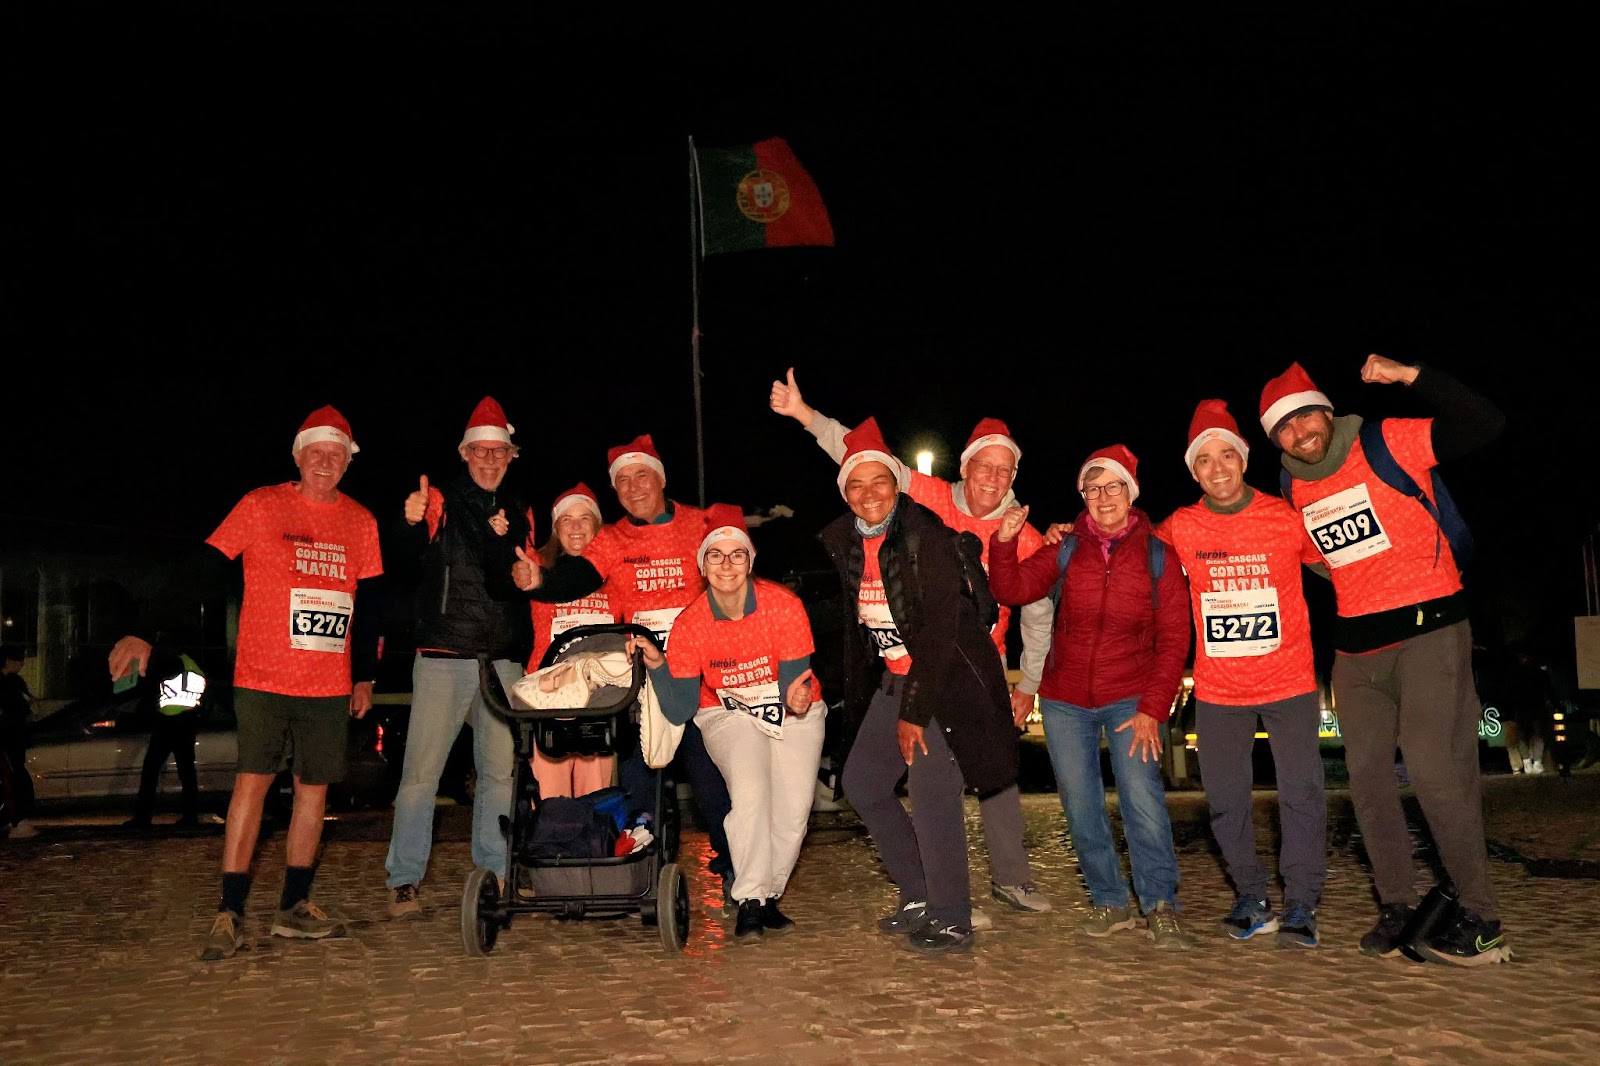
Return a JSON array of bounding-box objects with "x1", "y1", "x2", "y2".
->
[
  {"x1": 1219, "y1": 895, "x2": 1278, "y2": 939},
  {"x1": 1276, "y1": 901, "x2": 1319, "y2": 948}
]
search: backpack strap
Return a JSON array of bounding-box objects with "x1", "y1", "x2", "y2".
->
[
  {"x1": 1050, "y1": 532, "x2": 1164, "y2": 610},
  {"x1": 1358, "y1": 421, "x2": 1472, "y2": 568}
]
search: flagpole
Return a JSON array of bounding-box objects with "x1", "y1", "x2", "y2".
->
[{"x1": 688, "y1": 135, "x2": 707, "y2": 509}]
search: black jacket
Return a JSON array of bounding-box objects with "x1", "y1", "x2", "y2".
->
[
  {"x1": 818, "y1": 496, "x2": 1018, "y2": 796},
  {"x1": 398, "y1": 471, "x2": 535, "y2": 662}
]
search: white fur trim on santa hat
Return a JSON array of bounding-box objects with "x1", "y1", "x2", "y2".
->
[
  {"x1": 609, "y1": 451, "x2": 666, "y2": 485},
  {"x1": 1077, "y1": 457, "x2": 1139, "y2": 504},
  {"x1": 462, "y1": 424, "x2": 514, "y2": 447},
  {"x1": 1184, "y1": 428, "x2": 1250, "y2": 472},
  {"x1": 1260, "y1": 390, "x2": 1332, "y2": 437},
  {"x1": 551, "y1": 492, "x2": 603, "y2": 526},
  {"x1": 697, "y1": 525, "x2": 756, "y2": 570},
  {"x1": 292, "y1": 427, "x2": 358, "y2": 456},
  {"x1": 960, "y1": 433, "x2": 1022, "y2": 469},
  {"x1": 837, "y1": 450, "x2": 907, "y2": 498}
]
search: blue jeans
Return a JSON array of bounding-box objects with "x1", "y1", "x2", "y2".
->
[
  {"x1": 1040, "y1": 696, "x2": 1181, "y2": 913},
  {"x1": 385, "y1": 655, "x2": 518, "y2": 888}
]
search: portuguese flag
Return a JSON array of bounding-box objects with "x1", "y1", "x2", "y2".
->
[{"x1": 694, "y1": 137, "x2": 835, "y2": 256}]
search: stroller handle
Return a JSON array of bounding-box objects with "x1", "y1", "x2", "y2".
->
[{"x1": 478, "y1": 623, "x2": 659, "y2": 721}]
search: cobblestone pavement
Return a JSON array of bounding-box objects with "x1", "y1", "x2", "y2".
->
[{"x1": 3, "y1": 776, "x2": 1599, "y2": 1066}]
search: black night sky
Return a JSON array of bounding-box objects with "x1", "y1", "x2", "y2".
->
[{"x1": 6, "y1": 5, "x2": 1591, "y2": 666}]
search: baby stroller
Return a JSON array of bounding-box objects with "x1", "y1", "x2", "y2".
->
[{"x1": 466, "y1": 623, "x2": 688, "y2": 955}]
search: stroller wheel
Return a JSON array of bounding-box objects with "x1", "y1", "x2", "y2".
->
[
  {"x1": 657, "y1": 862, "x2": 690, "y2": 952},
  {"x1": 461, "y1": 867, "x2": 502, "y2": 957}
]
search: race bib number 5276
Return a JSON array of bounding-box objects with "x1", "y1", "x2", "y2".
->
[{"x1": 289, "y1": 588, "x2": 354, "y2": 654}]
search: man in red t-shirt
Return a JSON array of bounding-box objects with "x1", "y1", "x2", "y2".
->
[
  {"x1": 110, "y1": 406, "x2": 383, "y2": 962},
  {"x1": 1155, "y1": 399, "x2": 1326, "y2": 948},
  {"x1": 1264, "y1": 355, "x2": 1508, "y2": 966}
]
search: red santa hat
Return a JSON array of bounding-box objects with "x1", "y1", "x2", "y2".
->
[
  {"x1": 551, "y1": 483, "x2": 603, "y2": 527},
  {"x1": 1259, "y1": 362, "x2": 1333, "y2": 437},
  {"x1": 1183, "y1": 398, "x2": 1250, "y2": 472},
  {"x1": 697, "y1": 503, "x2": 755, "y2": 570},
  {"x1": 292, "y1": 405, "x2": 359, "y2": 457},
  {"x1": 836, "y1": 417, "x2": 907, "y2": 499},
  {"x1": 1077, "y1": 443, "x2": 1140, "y2": 503},
  {"x1": 460, "y1": 396, "x2": 516, "y2": 450},
  {"x1": 607, "y1": 434, "x2": 666, "y2": 486},
  {"x1": 959, "y1": 417, "x2": 1022, "y2": 471}
]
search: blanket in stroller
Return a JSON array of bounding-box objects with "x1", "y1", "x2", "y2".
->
[{"x1": 510, "y1": 650, "x2": 683, "y2": 768}]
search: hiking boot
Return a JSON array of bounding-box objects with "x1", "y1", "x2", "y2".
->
[
  {"x1": 760, "y1": 898, "x2": 795, "y2": 934},
  {"x1": 1359, "y1": 902, "x2": 1415, "y2": 959},
  {"x1": 878, "y1": 899, "x2": 930, "y2": 936},
  {"x1": 1276, "y1": 901, "x2": 1319, "y2": 948},
  {"x1": 388, "y1": 883, "x2": 423, "y2": 921},
  {"x1": 1145, "y1": 902, "x2": 1194, "y2": 951},
  {"x1": 905, "y1": 917, "x2": 975, "y2": 954},
  {"x1": 1218, "y1": 895, "x2": 1278, "y2": 940},
  {"x1": 734, "y1": 898, "x2": 764, "y2": 938},
  {"x1": 271, "y1": 900, "x2": 346, "y2": 940},
  {"x1": 199, "y1": 910, "x2": 243, "y2": 961},
  {"x1": 968, "y1": 906, "x2": 994, "y2": 931},
  {"x1": 1081, "y1": 904, "x2": 1137, "y2": 938},
  {"x1": 1415, "y1": 908, "x2": 1512, "y2": 967},
  {"x1": 991, "y1": 881, "x2": 1053, "y2": 913}
]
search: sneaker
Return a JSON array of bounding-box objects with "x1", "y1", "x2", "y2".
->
[
  {"x1": 878, "y1": 899, "x2": 930, "y2": 936},
  {"x1": 734, "y1": 898, "x2": 764, "y2": 938},
  {"x1": 388, "y1": 883, "x2": 424, "y2": 921},
  {"x1": 759, "y1": 898, "x2": 795, "y2": 934},
  {"x1": 1081, "y1": 904, "x2": 1137, "y2": 938},
  {"x1": 1145, "y1": 902, "x2": 1194, "y2": 951},
  {"x1": 905, "y1": 917, "x2": 975, "y2": 954},
  {"x1": 1218, "y1": 895, "x2": 1278, "y2": 940},
  {"x1": 1415, "y1": 908, "x2": 1512, "y2": 967},
  {"x1": 991, "y1": 881, "x2": 1053, "y2": 913},
  {"x1": 7, "y1": 821, "x2": 39, "y2": 840},
  {"x1": 1529, "y1": 760, "x2": 1544, "y2": 775},
  {"x1": 271, "y1": 900, "x2": 346, "y2": 940},
  {"x1": 968, "y1": 906, "x2": 994, "y2": 931},
  {"x1": 1276, "y1": 901, "x2": 1319, "y2": 948},
  {"x1": 1359, "y1": 902, "x2": 1416, "y2": 959},
  {"x1": 199, "y1": 910, "x2": 243, "y2": 961}
]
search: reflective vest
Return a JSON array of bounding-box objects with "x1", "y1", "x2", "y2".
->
[{"x1": 159, "y1": 654, "x2": 207, "y2": 716}]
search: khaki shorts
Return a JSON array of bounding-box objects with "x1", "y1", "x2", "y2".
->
[{"x1": 234, "y1": 688, "x2": 349, "y2": 784}]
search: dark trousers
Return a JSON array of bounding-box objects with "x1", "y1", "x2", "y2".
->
[
  {"x1": 132, "y1": 712, "x2": 199, "y2": 823},
  {"x1": 2, "y1": 735, "x2": 32, "y2": 826}
]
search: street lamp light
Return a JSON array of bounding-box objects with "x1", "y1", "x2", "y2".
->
[{"x1": 915, "y1": 450, "x2": 933, "y2": 475}]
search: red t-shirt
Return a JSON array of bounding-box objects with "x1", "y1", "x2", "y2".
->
[
  {"x1": 1285, "y1": 419, "x2": 1462, "y2": 616},
  {"x1": 909, "y1": 471, "x2": 1044, "y2": 662},
  {"x1": 579, "y1": 502, "x2": 709, "y2": 648},
  {"x1": 855, "y1": 535, "x2": 911, "y2": 675},
  {"x1": 665, "y1": 578, "x2": 815, "y2": 724},
  {"x1": 206, "y1": 483, "x2": 383, "y2": 697},
  {"x1": 528, "y1": 589, "x2": 615, "y2": 671},
  {"x1": 1156, "y1": 491, "x2": 1320, "y2": 705}
]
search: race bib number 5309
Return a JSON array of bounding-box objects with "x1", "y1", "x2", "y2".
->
[
  {"x1": 1301, "y1": 484, "x2": 1392, "y2": 568},
  {"x1": 289, "y1": 588, "x2": 353, "y2": 654}
]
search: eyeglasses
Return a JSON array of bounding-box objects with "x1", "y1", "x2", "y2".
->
[
  {"x1": 1081, "y1": 481, "x2": 1126, "y2": 500},
  {"x1": 967, "y1": 460, "x2": 1015, "y2": 481},
  {"x1": 704, "y1": 549, "x2": 750, "y2": 566},
  {"x1": 466, "y1": 445, "x2": 510, "y2": 460}
]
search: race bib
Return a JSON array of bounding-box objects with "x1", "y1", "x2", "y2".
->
[
  {"x1": 550, "y1": 610, "x2": 615, "y2": 638},
  {"x1": 1300, "y1": 483, "x2": 1392, "y2": 568},
  {"x1": 1199, "y1": 587, "x2": 1282, "y2": 658},
  {"x1": 856, "y1": 588, "x2": 907, "y2": 661},
  {"x1": 716, "y1": 681, "x2": 785, "y2": 740},
  {"x1": 631, "y1": 607, "x2": 684, "y2": 650},
  {"x1": 289, "y1": 588, "x2": 353, "y2": 654}
]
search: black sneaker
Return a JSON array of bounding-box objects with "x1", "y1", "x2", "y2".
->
[
  {"x1": 1359, "y1": 903, "x2": 1415, "y2": 959},
  {"x1": 877, "y1": 899, "x2": 929, "y2": 936},
  {"x1": 734, "y1": 898, "x2": 764, "y2": 938},
  {"x1": 1275, "y1": 901, "x2": 1319, "y2": 949},
  {"x1": 905, "y1": 917, "x2": 975, "y2": 954},
  {"x1": 1416, "y1": 908, "x2": 1512, "y2": 967},
  {"x1": 760, "y1": 898, "x2": 795, "y2": 934}
]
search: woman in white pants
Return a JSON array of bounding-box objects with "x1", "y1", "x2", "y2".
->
[{"x1": 628, "y1": 504, "x2": 824, "y2": 938}]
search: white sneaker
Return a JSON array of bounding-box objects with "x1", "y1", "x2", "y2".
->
[
  {"x1": 1530, "y1": 760, "x2": 1544, "y2": 775},
  {"x1": 7, "y1": 821, "x2": 39, "y2": 839},
  {"x1": 1523, "y1": 759, "x2": 1536, "y2": 774}
]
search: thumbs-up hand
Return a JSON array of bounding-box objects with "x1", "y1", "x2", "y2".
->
[
  {"x1": 769, "y1": 366, "x2": 815, "y2": 426},
  {"x1": 512, "y1": 544, "x2": 542, "y2": 591},
  {"x1": 489, "y1": 507, "x2": 508, "y2": 537},
  {"x1": 404, "y1": 475, "x2": 430, "y2": 525}
]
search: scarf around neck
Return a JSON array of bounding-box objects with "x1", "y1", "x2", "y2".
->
[{"x1": 1281, "y1": 414, "x2": 1364, "y2": 483}]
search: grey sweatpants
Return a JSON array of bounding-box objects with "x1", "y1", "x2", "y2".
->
[
  {"x1": 1196, "y1": 690, "x2": 1327, "y2": 907},
  {"x1": 1333, "y1": 620, "x2": 1499, "y2": 920},
  {"x1": 841, "y1": 675, "x2": 972, "y2": 926}
]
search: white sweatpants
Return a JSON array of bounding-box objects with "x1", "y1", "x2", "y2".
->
[{"x1": 693, "y1": 702, "x2": 827, "y2": 904}]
